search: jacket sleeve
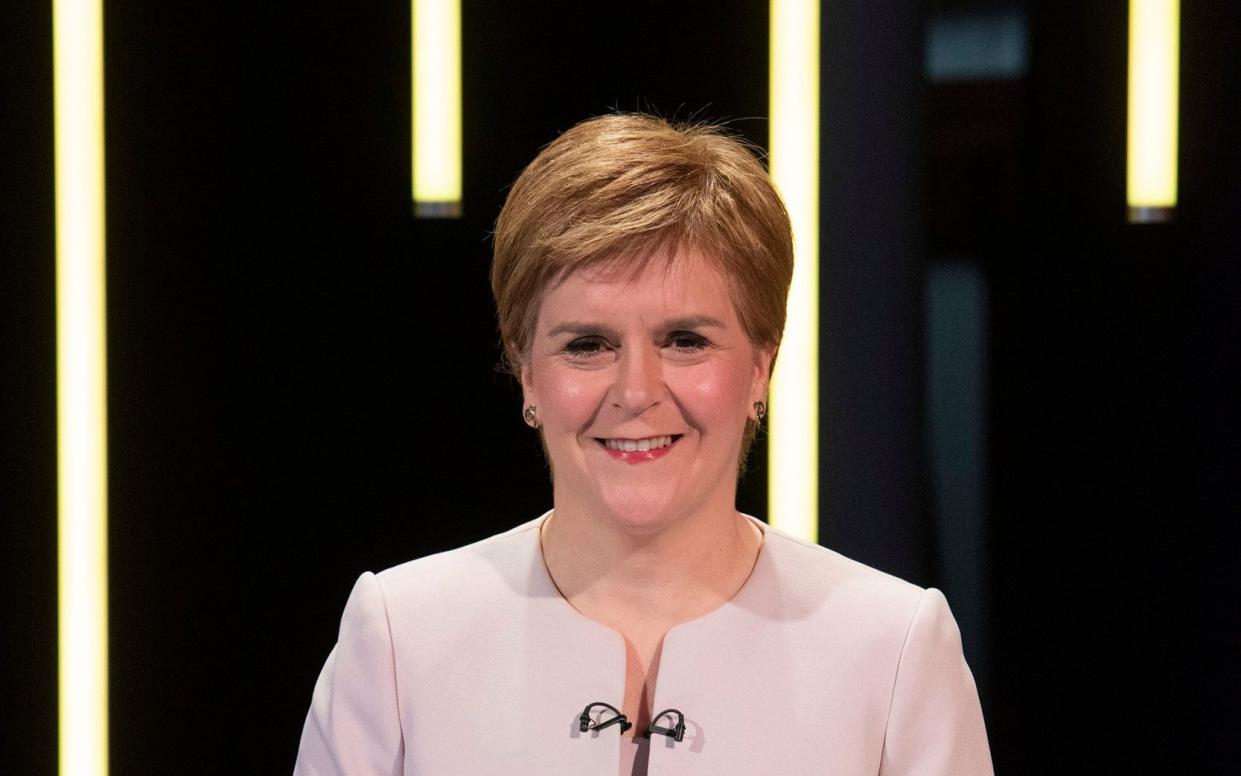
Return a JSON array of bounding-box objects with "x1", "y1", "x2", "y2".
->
[
  {"x1": 293, "y1": 572, "x2": 405, "y2": 776},
  {"x1": 879, "y1": 587, "x2": 993, "y2": 776}
]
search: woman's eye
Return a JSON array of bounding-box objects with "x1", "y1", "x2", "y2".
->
[
  {"x1": 667, "y1": 331, "x2": 709, "y2": 351},
  {"x1": 564, "y1": 337, "x2": 609, "y2": 357}
]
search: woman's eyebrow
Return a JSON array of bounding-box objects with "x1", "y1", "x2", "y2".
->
[
  {"x1": 661, "y1": 314, "x2": 727, "y2": 331},
  {"x1": 545, "y1": 321, "x2": 621, "y2": 339},
  {"x1": 545, "y1": 315, "x2": 727, "y2": 338}
]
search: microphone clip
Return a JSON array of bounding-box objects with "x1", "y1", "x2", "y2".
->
[
  {"x1": 644, "y1": 708, "x2": 686, "y2": 742},
  {"x1": 579, "y1": 702, "x2": 632, "y2": 734}
]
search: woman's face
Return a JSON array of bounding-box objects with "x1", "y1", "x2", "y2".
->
[{"x1": 521, "y1": 249, "x2": 772, "y2": 533}]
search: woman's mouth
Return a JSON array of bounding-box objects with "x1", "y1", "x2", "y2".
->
[{"x1": 596, "y1": 434, "x2": 682, "y2": 463}]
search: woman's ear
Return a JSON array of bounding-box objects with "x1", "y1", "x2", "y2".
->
[
  {"x1": 519, "y1": 359, "x2": 536, "y2": 410},
  {"x1": 750, "y1": 346, "x2": 775, "y2": 415}
]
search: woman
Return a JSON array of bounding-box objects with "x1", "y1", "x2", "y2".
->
[{"x1": 293, "y1": 114, "x2": 993, "y2": 775}]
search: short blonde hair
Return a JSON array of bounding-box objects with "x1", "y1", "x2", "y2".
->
[{"x1": 490, "y1": 113, "x2": 795, "y2": 469}]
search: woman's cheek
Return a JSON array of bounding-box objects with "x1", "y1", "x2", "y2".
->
[
  {"x1": 542, "y1": 367, "x2": 609, "y2": 427},
  {"x1": 683, "y1": 364, "x2": 751, "y2": 417}
]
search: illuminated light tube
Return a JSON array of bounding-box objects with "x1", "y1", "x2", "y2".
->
[
  {"x1": 412, "y1": 0, "x2": 462, "y2": 217},
  {"x1": 1127, "y1": 0, "x2": 1179, "y2": 223},
  {"x1": 768, "y1": 0, "x2": 820, "y2": 543},
  {"x1": 55, "y1": 1, "x2": 109, "y2": 775}
]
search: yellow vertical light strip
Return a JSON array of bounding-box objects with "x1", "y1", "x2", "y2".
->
[
  {"x1": 768, "y1": 0, "x2": 820, "y2": 543},
  {"x1": 412, "y1": 0, "x2": 462, "y2": 216},
  {"x1": 1127, "y1": 0, "x2": 1179, "y2": 222},
  {"x1": 54, "y1": 0, "x2": 109, "y2": 775}
]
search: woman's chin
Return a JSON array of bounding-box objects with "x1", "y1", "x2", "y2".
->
[{"x1": 592, "y1": 489, "x2": 693, "y2": 535}]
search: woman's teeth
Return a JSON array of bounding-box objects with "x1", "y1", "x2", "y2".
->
[{"x1": 603, "y1": 435, "x2": 674, "y2": 452}]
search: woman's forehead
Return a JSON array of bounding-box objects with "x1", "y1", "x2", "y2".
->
[{"x1": 541, "y1": 252, "x2": 736, "y2": 320}]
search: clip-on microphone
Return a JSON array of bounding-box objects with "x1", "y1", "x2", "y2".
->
[
  {"x1": 644, "y1": 708, "x2": 686, "y2": 742},
  {"x1": 578, "y1": 702, "x2": 633, "y2": 734}
]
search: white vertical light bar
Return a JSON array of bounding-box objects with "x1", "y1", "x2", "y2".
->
[
  {"x1": 1127, "y1": 0, "x2": 1179, "y2": 223},
  {"x1": 413, "y1": 0, "x2": 462, "y2": 216},
  {"x1": 768, "y1": 0, "x2": 820, "y2": 543},
  {"x1": 55, "y1": 0, "x2": 109, "y2": 775}
]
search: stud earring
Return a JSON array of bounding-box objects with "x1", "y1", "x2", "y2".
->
[
  {"x1": 753, "y1": 400, "x2": 767, "y2": 422},
  {"x1": 523, "y1": 405, "x2": 539, "y2": 428}
]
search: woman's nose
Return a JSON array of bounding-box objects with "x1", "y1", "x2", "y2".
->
[{"x1": 612, "y1": 346, "x2": 663, "y2": 415}]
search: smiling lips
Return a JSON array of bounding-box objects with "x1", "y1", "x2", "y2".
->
[{"x1": 597, "y1": 434, "x2": 681, "y2": 464}]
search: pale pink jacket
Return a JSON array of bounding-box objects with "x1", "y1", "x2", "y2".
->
[{"x1": 293, "y1": 512, "x2": 994, "y2": 775}]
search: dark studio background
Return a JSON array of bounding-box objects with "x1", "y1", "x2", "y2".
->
[{"x1": 4, "y1": 1, "x2": 1238, "y2": 773}]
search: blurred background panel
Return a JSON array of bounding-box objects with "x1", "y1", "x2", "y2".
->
[{"x1": 2, "y1": 1, "x2": 1237, "y2": 773}]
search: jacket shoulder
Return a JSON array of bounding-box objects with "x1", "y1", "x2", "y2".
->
[
  {"x1": 758, "y1": 524, "x2": 928, "y2": 634},
  {"x1": 372, "y1": 516, "x2": 538, "y2": 595},
  {"x1": 371, "y1": 516, "x2": 543, "y2": 621}
]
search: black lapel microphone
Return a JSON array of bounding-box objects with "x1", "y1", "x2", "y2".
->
[
  {"x1": 577, "y1": 703, "x2": 687, "y2": 742},
  {"x1": 643, "y1": 708, "x2": 686, "y2": 741},
  {"x1": 579, "y1": 702, "x2": 632, "y2": 734}
]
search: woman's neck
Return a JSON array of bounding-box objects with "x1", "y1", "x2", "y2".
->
[{"x1": 540, "y1": 499, "x2": 764, "y2": 631}]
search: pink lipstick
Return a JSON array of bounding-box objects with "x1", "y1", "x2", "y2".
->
[{"x1": 604, "y1": 445, "x2": 674, "y2": 464}]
